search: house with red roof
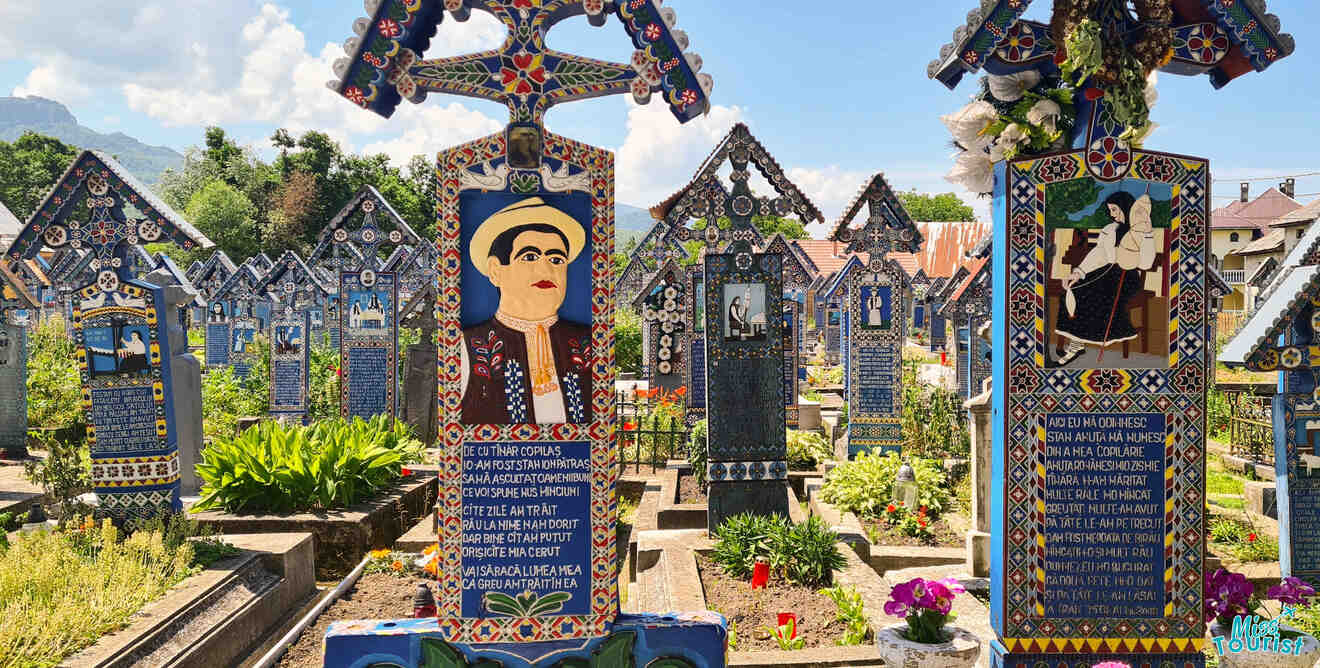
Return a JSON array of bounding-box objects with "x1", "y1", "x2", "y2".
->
[{"x1": 1215, "y1": 184, "x2": 1306, "y2": 311}]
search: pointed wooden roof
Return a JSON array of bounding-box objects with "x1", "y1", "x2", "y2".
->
[
  {"x1": 1221, "y1": 265, "x2": 1320, "y2": 369},
  {"x1": 6, "y1": 150, "x2": 211, "y2": 262},
  {"x1": 829, "y1": 173, "x2": 923, "y2": 256},
  {"x1": 253, "y1": 250, "x2": 333, "y2": 302},
  {"x1": 0, "y1": 261, "x2": 38, "y2": 313},
  {"x1": 630, "y1": 257, "x2": 687, "y2": 310},
  {"x1": 309, "y1": 185, "x2": 421, "y2": 271},
  {"x1": 650, "y1": 123, "x2": 824, "y2": 226}
]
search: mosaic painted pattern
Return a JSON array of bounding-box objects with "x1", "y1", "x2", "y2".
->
[
  {"x1": 998, "y1": 148, "x2": 1209, "y2": 648},
  {"x1": 434, "y1": 129, "x2": 617, "y2": 643},
  {"x1": 846, "y1": 263, "x2": 907, "y2": 457}
]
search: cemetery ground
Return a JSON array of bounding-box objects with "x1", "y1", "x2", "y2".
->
[{"x1": 0, "y1": 320, "x2": 1309, "y2": 668}]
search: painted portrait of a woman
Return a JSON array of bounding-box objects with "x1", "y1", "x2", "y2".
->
[{"x1": 1054, "y1": 190, "x2": 1157, "y2": 367}]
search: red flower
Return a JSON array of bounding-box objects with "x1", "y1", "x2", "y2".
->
[
  {"x1": 1248, "y1": 533, "x2": 1258, "y2": 543},
  {"x1": 377, "y1": 18, "x2": 402, "y2": 38},
  {"x1": 679, "y1": 89, "x2": 699, "y2": 106},
  {"x1": 623, "y1": 421, "x2": 636, "y2": 431},
  {"x1": 674, "y1": 386, "x2": 688, "y2": 397},
  {"x1": 643, "y1": 23, "x2": 662, "y2": 41},
  {"x1": 886, "y1": 504, "x2": 896, "y2": 513},
  {"x1": 918, "y1": 519, "x2": 927, "y2": 528}
]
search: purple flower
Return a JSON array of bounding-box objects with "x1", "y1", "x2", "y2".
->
[
  {"x1": 909, "y1": 578, "x2": 928, "y2": 603},
  {"x1": 889, "y1": 579, "x2": 922, "y2": 607},
  {"x1": 923, "y1": 581, "x2": 954, "y2": 614},
  {"x1": 1268, "y1": 576, "x2": 1316, "y2": 605},
  {"x1": 884, "y1": 600, "x2": 910, "y2": 618},
  {"x1": 938, "y1": 577, "x2": 967, "y2": 596}
]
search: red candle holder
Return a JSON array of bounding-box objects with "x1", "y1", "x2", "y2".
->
[
  {"x1": 777, "y1": 612, "x2": 797, "y2": 638},
  {"x1": 751, "y1": 558, "x2": 769, "y2": 589}
]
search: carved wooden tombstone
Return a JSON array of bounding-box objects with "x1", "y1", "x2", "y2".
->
[
  {"x1": 632, "y1": 258, "x2": 688, "y2": 395},
  {"x1": 320, "y1": 1, "x2": 726, "y2": 664},
  {"x1": 650, "y1": 123, "x2": 824, "y2": 532},
  {"x1": 831, "y1": 174, "x2": 923, "y2": 458},
  {"x1": 0, "y1": 264, "x2": 38, "y2": 460},
  {"x1": 942, "y1": 254, "x2": 991, "y2": 401},
  {"x1": 6, "y1": 150, "x2": 212, "y2": 519},
  {"x1": 685, "y1": 265, "x2": 707, "y2": 425},
  {"x1": 270, "y1": 305, "x2": 312, "y2": 419},
  {"x1": 764, "y1": 233, "x2": 817, "y2": 428},
  {"x1": 209, "y1": 261, "x2": 269, "y2": 378},
  {"x1": 1221, "y1": 268, "x2": 1320, "y2": 582},
  {"x1": 313, "y1": 186, "x2": 420, "y2": 420},
  {"x1": 928, "y1": 0, "x2": 1296, "y2": 663},
  {"x1": 256, "y1": 251, "x2": 333, "y2": 419},
  {"x1": 925, "y1": 275, "x2": 949, "y2": 351}
]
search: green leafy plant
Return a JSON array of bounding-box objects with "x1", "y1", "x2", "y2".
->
[
  {"x1": 192, "y1": 415, "x2": 423, "y2": 513},
  {"x1": 821, "y1": 452, "x2": 950, "y2": 520},
  {"x1": 765, "y1": 619, "x2": 805, "y2": 651},
  {"x1": 900, "y1": 360, "x2": 970, "y2": 459},
  {"x1": 484, "y1": 591, "x2": 572, "y2": 617},
  {"x1": 711, "y1": 513, "x2": 845, "y2": 587},
  {"x1": 687, "y1": 419, "x2": 708, "y2": 490},
  {"x1": 786, "y1": 430, "x2": 831, "y2": 470},
  {"x1": 614, "y1": 307, "x2": 642, "y2": 376},
  {"x1": 23, "y1": 431, "x2": 92, "y2": 522},
  {"x1": 0, "y1": 512, "x2": 17, "y2": 532},
  {"x1": 25, "y1": 316, "x2": 83, "y2": 431},
  {"x1": 821, "y1": 585, "x2": 871, "y2": 645},
  {"x1": 1209, "y1": 517, "x2": 1247, "y2": 544},
  {"x1": 200, "y1": 364, "x2": 269, "y2": 442}
]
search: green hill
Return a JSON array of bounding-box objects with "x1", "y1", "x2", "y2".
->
[{"x1": 0, "y1": 96, "x2": 183, "y2": 183}]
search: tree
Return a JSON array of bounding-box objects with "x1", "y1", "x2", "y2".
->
[
  {"x1": 185, "y1": 182, "x2": 261, "y2": 261},
  {"x1": 896, "y1": 191, "x2": 976, "y2": 222},
  {"x1": 0, "y1": 132, "x2": 80, "y2": 220}
]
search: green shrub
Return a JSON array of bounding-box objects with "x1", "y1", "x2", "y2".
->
[
  {"x1": 1209, "y1": 517, "x2": 1246, "y2": 544},
  {"x1": 192, "y1": 415, "x2": 424, "y2": 513},
  {"x1": 820, "y1": 452, "x2": 950, "y2": 519},
  {"x1": 786, "y1": 430, "x2": 831, "y2": 469},
  {"x1": 900, "y1": 360, "x2": 970, "y2": 458},
  {"x1": 781, "y1": 517, "x2": 846, "y2": 587},
  {"x1": 23, "y1": 431, "x2": 91, "y2": 522},
  {"x1": 26, "y1": 316, "x2": 83, "y2": 431},
  {"x1": 614, "y1": 308, "x2": 642, "y2": 377},
  {"x1": 711, "y1": 513, "x2": 845, "y2": 587},
  {"x1": 687, "y1": 419, "x2": 708, "y2": 489},
  {"x1": 124, "y1": 512, "x2": 241, "y2": 568},
  {"x1": 201, "y1": 360, "x2": 269, "y2": 443},
  {"x1": 1207, "y1": 384, "x2": 1231, "y2": 441},
  {"x1": 308, "y1": 339, "x2": 341, "y2": 421}
]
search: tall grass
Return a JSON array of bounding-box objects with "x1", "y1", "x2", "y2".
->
[{"x1": 0, "y1": 522, "x2": 195, "y2": 667}]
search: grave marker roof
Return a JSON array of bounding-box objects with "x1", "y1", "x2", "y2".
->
[{"x1": 927, "y1": 0, "x2": 1295, "y2": 90}]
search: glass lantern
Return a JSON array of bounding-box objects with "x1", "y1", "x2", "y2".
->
[{"x1": 893, "y1": 460, "x2": 918, "y2": 509}]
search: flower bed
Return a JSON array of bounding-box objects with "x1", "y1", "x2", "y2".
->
[{"x1": 696, "y1": 553, "x2": 847, "y2": 651}]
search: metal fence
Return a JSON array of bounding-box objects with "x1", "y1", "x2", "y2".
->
[{"x1": 615, "y1": 391, "x2": 690, "y2": 474}]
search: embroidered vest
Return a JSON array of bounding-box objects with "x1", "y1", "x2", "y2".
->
[{"x1": 461, "y1": 318, "x2": 591, "y2": 425}]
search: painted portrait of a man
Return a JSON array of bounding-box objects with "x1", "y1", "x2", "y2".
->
[{"x1": 460, "y1": 197, "x2": 591, "y2": 425}]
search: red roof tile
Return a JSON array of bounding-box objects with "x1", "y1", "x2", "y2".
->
[
  {"x1": 946, "y1": 256, "x2": 990, "y2": 305},
  {"x1": 1211, "y1": 187, "x2": 1301, "y2": 230}
]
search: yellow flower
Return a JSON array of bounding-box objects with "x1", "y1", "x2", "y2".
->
[
  {"x1": 423, "y1": 543, "x2": 438, "y2": 555},
  {"x1": 369, "y1": 548, "x2": 391, "y2": 560}
]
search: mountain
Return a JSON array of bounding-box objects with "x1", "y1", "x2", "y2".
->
[
  {"x1": 615, "y1": 203, "x2": 656, "y2": 247},
  {"x1": 0, "y1": 96, "x2": 183, "y2": 183}
]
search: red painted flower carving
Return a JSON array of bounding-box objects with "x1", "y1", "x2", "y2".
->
[
  {"x1": 1186, "y1": 25, "x2": 1228, "y2": 64},
  {"x1": 499, "y1": 51, "x2": 548, "y2": 95},
  {"x1": 1088, "y1": 136, "x2": 1130, "y2": 180},
  {"x1": 643, "y1": 22, "x2": 662, "y2": 41},
  {"x1": 344, "y1": 86, "x2": 366, "y2": 105},
  {"x1": 378, "y1": 18, "x2": 402, "y2": 38}
]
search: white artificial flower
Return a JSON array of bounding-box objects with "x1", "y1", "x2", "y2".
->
[
  {"x1": 999, "y1": 123, "x2": 1028, "y2": 147},
  {"x1": 987, "y1": 70, "x2": 1041, "y2": 102},
  {"x1": 1144, "y1": 70, "x2": 1159, "y2": 109},
  {"x1": 1026, "y1": 99, "x2": 1062, "y2": 134},
  {"x1": 945, "y1": 150, "x2": 995, "y2": 194},
  {"x1": 940, "y1": 100, "x2": 999, "y2": 150}
]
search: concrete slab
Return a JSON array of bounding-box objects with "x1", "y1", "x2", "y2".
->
[{"x1": 0, "y1": 463, "x2": 44, "y2": 515}]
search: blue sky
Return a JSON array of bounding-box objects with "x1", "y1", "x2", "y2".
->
[{"x1": 3, "y1": 1, "x2": 1318, "y2": 234}]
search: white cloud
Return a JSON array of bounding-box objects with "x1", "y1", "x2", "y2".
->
[
  {"x1": 361, "y1": 102, "x2": 504, "y2": 167},
  {"x1": 9, "y1": 2, "x2": 509, "y2": 170},
  {"x1": 614, "y1": 99, "x2": 747, "y2": 209}
]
